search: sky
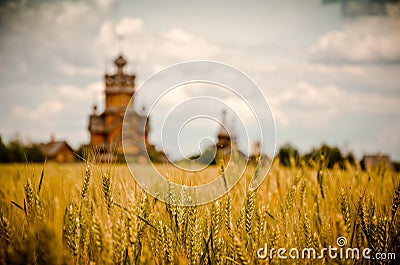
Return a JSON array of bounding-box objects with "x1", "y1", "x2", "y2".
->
[{"x1": 0, "y1": 0, "x2": 399, "y2": 160}]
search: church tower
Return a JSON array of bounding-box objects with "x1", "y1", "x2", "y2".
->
[
  {"x1": 104, "y1": 55, "x2": 135, "y2": 122},
  {"x1": 216, "y1": 110, "x2": 237, "y2": 158},
  {"x1": 103, "y1": 54, "x2": 135, "y2": 149},
  {"x1": 88, "y1": 54, "x2": 148, "y2": 161},
  {"x1": 88, "y1": 53, "x2": 168, "y2": 162}
]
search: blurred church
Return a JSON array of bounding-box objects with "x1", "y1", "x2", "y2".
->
[
  {"x1": 87, "y1": 54, "x2": 253, "y2": 163},
  {"x1": 88, "y1": 54, "x2": 165, "y2": 162},
  {"x1": 215, "y1": 110, "x2": 267, "y2": 164},
  {"x1": 216, "y1": 110, "x2": 236, "y2": 157}
]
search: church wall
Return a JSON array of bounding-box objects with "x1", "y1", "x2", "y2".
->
[
  {"x1": 55, "y1": 146, "x2": 76, "y2": 162},
  {"x1": 105, "y1": 113, "x2": 118, "y2": 128},
  {"x1": 107, "y1": 124, "x2": 123, "y2": 152},
  {"x1": 91, "y1": 133, "x2": 106, "y2": 146},
  {"x1": 88, "y1": 54, "x2": 166, "y2": 162},
  {"x1": 105, "y1": 93, "x2": 132, "y2": 113}
]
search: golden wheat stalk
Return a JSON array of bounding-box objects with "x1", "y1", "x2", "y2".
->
[
  {"x1": 304, "y1": 213, "x2": 312, "y2": 248},
  {"x1": 186, "y1": 206, "x2": 198, "y2": 265},
  {"x1": 91, "y1": 215, "x2": 103, "y2": 255},
  {"x1": 245, "y1": 189, "x2": 256, "y2": 237},
  {"x1": 224, "y1": 195, "x2": 234, "y2": 239},
  {"x1": 233, "y1": 235, "x2": 250, "y2": 265},
  {"x1": 391, "y1": 182, "x2": 400, "y2": 220},
  {"x1": 0, "y1": 214, "x2": 11, "y2": 247},
  {"x1": 24, "y1": 177, "x2": 34, "y2": 218},
  {"x1": 212, "y1": 200, "x2": 224, "y2": 264},
  {"x1": 112, "y1": 217, "x2": 126, "y2": 264},
  {"x1": 102, "y1": 173, "x2": 113, "y2": 215},
  {"x1": 80, "y1": 164, "x2": 91, "y2": 201},
  {"x1": 340, "y1": 187, "x2": 351, "y2": 235},
  {"x1": 63, "y1": 199, "x2": 80, "y2": 256},
  {"x1": 285, "y1": 184, "x2": 297, "y2": 212}
]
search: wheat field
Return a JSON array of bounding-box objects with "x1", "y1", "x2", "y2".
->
[{"x1": 0, "y1": 159, "x2": 398, "y2": 264}]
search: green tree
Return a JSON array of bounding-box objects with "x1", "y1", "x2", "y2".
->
[
  {"x1": 276, "y1": 143, "x2": 300, "y2": 167},
  {"x1": 345, "y1": 152, "x2": 357, "y2": 167},
  {"x1": 76, "y1": 144, "x2": 90, "y2": 161},
  {"x1": 0, "y1": 135, "x2": 10, "y2": 162},
  {"x1": 320, "y1": 144, "x2": 344, "y2": 169},
  {"x1": 25, "y1": 144, "x2": 45, "y2": 162},
  {"x1": 393, "y1": 161, "x2": 400, "y2": 172},
  {"x1": 8, "y1": 140, "x2": 25, "y2": 162},
  {"x1": 302, "y1": 144, "x2": 345, "y2": 169}
]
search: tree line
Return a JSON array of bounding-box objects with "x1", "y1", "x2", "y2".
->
[
  {"x1": 276, "y1": 143, "x2": 358, "y2": 168},
  {"x1": 276, "y1": 142, "x2": 400, "y2": 171},
  {"x1": 0, "y1": 135, "x2": 45, "y2": 163},
  {"x1": 1, "y1": 134, "x2": 399, "y2": 171}
]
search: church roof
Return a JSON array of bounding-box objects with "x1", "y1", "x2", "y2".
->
[
  {"x1": 217, "y1": 110, "x2": 229, "y2": 137},
  {"x1": 114, "y1": 54, "x2": 127, "y2": 68},
  {"x1": 88, "y1": 114, "x2": 106, "y2": 133},
  {"x1": 39, "y1": 141, "x2": 74, "y2": 159},
  {"x1": 218, "y1": 124, "x2": 229, "y2": 137},
  {"x1": 88, "y1": 111, "x2": 147, "y2": 138}
]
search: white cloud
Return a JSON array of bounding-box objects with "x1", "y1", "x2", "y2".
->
[
  {"x1": 116, "y1": 17, "x2": 143, "y2": 36},
  {"x1": 1, "y1": 0, "x2": 399, "y2": 159},
  {"x1": 56, "y1": 61, "x2": 98, "y2": 77},
  {"x1": 53, "y1": 1, "x2": 92, "y2": 29},
  {"x1": 156, "y1": 89, "x2": 189, "y2": 108},
  {"x1": 309, "y1": 16, "x2": 400, "y2": 64},
  {"x1": 0, "y1": 0, "x2": 114, "y2": 81},
  {"x1": 95, "y1": 21, "x2": 116, "y2": 58},
  {"x1": 158, "y1": 29, "x2": 220, "y2": 60},
  {"x1": 6, "y1": 81, "x2": 105, "y2": 146},
  {"x1": 345, "y1": 90, "x2": 400, "y2": 113},
  {"x1": 307, "y1": 63, "x2": 364, "y2": 76},
  {"x1": 10, "y1": 81, "x2": 103, "y2": 127},
  {"x1": 95, "y1": 20, "x2": 220, "y2": 60},
  {"x1": 163, "y1": 28, "x2": 193, "y2": 43},
  {"x1": 272, "y1": 81, "x2": 400, "y2": 127},
  {"x1": 58, "y1": 82, "x2": 103, "y2": 101},
  {"x1": 273, "y1": 82, "x2": 341, "y2": 126},
  {"x1": 12, "y1": 100, "x2": 63, "y2": 124},
  {"x1": 122, "y1": 27, "x2": 220, "y2": 65},
  {"x1": 224, "y1": 96, "x2": 256, "y2": 126},
  {"x1": 351, "y1": 122, "x2": 400, "y2": 158},
  {"x1": 95, "y1": 0, "x2": 117, "y2": 9}
]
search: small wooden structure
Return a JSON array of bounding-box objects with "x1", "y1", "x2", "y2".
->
[
  {"x1": 360, "y1": 154, "x2": 392, "y2": 171},
  {"x1": 39, "y1": 138, "x2": 76, "y2": 162}
]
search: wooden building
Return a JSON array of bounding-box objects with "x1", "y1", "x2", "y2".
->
[
  {"x1": 216, "y1": 110, "x2": 234, "y2": 157},
  {"x1": 88, "y1": 54, "x2": 164, "y2": 162},
  {"x1": 215, "y1": 110, "x2": 247, "y2": 162},
  {"x1": 39, "y1": 139, "x2": 76, "y2": 162},
  {"x1": 361, "y1": 154, "x2": 392, "y2": 171}
]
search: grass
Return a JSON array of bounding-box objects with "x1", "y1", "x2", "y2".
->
[{"x1": 0, "y1": 160, "x2": 399, "y2": 264}]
